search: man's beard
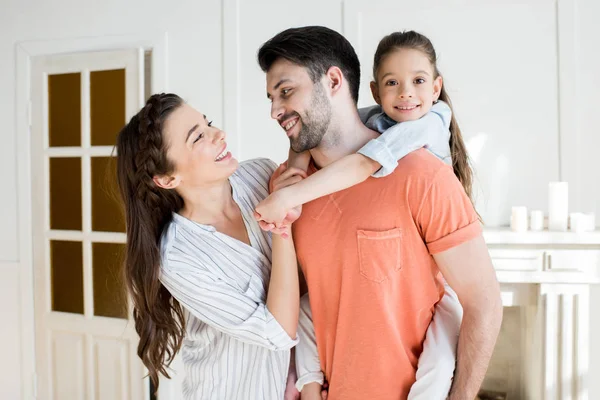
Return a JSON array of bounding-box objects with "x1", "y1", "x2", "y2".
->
[{"x1": 289, "y1": 83, "x2": 332, "y2": 153}]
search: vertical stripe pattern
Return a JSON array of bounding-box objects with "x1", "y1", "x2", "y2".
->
[{"x1": 160, "y1": 158, "x2": 297, "y2": 399}]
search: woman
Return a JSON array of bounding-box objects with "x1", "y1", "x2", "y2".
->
[{"x1": 116, "y1": 93, "x2": 300, "y2": 399}]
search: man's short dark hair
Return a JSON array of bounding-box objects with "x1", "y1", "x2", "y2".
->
[{"x1": 258, "y1": 26, "x2": 361, "y2": 104}]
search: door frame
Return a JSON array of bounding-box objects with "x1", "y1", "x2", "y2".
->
[{"x1": 16, "y1": 32, "x2": 168, "y2": 399}]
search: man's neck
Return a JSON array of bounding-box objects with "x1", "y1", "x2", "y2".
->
[{"x1": 310, "y1": 107, "x2": 379, "y2": 169}]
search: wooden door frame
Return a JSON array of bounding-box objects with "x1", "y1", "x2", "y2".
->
[{"x1": 16, "y1": 32, "x2": 168, "y2": 399}]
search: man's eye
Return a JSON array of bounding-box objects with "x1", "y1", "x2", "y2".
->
[
  {"x1": 193, "y1": 133, "x2": 204, "y2": 143},
  {"x1": 282, "y1": 89, "x2": 290, "y2": 96},
  {"x1": 415, "y1": 78, "x2": 425, "y2": 84},
  {"x1": 207, "y1": 120, "x2": 213, "y2": 127}
]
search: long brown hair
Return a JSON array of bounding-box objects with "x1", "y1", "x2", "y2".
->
[
  {"x1": 116, "y1": 93, "x2": 185, "y2": 390},
  {"x1": 373, "y1": 31, "x2": 474, "y2": 202}
]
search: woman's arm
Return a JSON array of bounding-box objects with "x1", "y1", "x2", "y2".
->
[
  {"x1": 267, "y1": 228, "x2": 300, "y2": 338},
  {"x1": 161, "y1": 248, "x2": 299, "y2": 350}
]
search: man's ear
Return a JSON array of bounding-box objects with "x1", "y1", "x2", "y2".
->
[
  {"x1": 433, "y1": 76, "x2": 443, "y2": 102},
  {"x1": 370, "y1": 81, "x2": 381, "y2": 105},
  {"x1": 153, "y1": 174, "x2": 181, "y2": 190},
  {"x1": 325, "y1": 66, "x2": 344, "y2": 96}
]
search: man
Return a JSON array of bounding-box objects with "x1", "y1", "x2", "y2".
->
[{"x1": 258, "y1": 26, "x2": 503, "y2": 400}]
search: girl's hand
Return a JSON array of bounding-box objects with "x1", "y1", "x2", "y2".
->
[
  {"x1": 253, "y1": 211, "x2": 293, "y2": 239},
  {"x1": 255, "y1": 191, "x2": 290, "y2": 227},
  {"x1": 256, "y1": 165, "x2": 306, "y2": 234}
]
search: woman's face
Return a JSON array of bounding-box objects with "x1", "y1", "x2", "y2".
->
[{"x1": 158, "y1": 104, "x2": 238, "y2": 190}]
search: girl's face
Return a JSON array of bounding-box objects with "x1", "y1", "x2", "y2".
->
[
  {"x1": 153, "y1": 104, "x2": 238, "y2": 191},
  {"x1": 371, "y1": 48, "x2": 442, "y2": 123}
]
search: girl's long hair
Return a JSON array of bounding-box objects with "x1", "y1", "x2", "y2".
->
[{"x1": 373, "y1": 31, "x2": 474, "y2": 202}]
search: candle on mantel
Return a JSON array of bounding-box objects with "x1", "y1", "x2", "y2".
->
[
  {"x1": 530, "y1": 210, "x2": 544, "y2": 231},
  {"x1": 548, "y1": 182, "x2": 568, "y2": 231},
  {"x1": 510, "y1": 206, "x2": 528, "y2": 232}
]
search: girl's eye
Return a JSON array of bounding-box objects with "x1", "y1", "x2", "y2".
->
[
  {"x1": 385, "y1": 80, "x2": 397, "y2": 86},
  {"x1": 415, "y1": 78, "x2": 426, "y2": 84}
]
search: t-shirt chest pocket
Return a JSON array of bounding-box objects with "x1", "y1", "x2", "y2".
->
[{"x1": 356, "y1": 228, "x2": 402, "y2": 283}]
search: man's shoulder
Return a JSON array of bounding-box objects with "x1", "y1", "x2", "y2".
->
[{"x1": 392, "y1": 148, "x2": 450, "y2": 183}]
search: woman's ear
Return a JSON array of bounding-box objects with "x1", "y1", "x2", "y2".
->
[
  {"x1": 370, "y1": 81, "x2": 381, "y2": 105},
  {"x1": 153, "y1": 174, "x2": 180, "y2": 190},
  {"x1": 433, "y1": 76, "x2": 443, "y2": 102}
]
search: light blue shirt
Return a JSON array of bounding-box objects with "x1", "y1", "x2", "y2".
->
[{"x1": 357, "y1": 100, "x2": 452, "y2": 177}]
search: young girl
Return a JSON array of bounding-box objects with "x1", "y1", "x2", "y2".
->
[{"x1": 258, "y1": 31, "x2": 474, "y2": 399}]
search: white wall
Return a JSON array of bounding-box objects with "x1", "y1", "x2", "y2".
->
[{"x1": 1, "y1": 0, "x2": 598, "y2": 398}]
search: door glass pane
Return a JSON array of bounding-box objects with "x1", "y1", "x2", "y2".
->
[
  {"x1": 51, "y1": 240, "x2": 84, "y2": 314},
  {"x1": 50, "y1": 157, "x2": 82, "y2": 230},
  {"x1": 90, "y1": 69, "x2": 126, "y2": 146},
  {"x1": 48, "y1": 73, "x2": 81, "y2": 147},
  {"x1": 92, "y1": 242, "x2": 127, "y2": 319},
  {"x1": 91, "y1": 157, "x2": 125, "y2": 233}
]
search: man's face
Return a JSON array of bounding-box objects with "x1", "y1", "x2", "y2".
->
[{"x1": 266, "y1": 58, "x2": 332, "y2": 153}]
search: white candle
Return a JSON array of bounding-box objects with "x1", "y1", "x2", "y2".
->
[
  {"x1": 530, "y1": 210, "x2": 544, "y2": 231},
  {"x1": 548, "y1": 182, "x2": 568, "y2": 231},
  {"x1": 511, "y1": 206, "x2": 528, "y2": 232},
  {"x1": 583, "y1": 212, "x2": 596, "y2": 231},
  {"x1": 570, "y1": 212, "x2": 585, "y2": 232}
]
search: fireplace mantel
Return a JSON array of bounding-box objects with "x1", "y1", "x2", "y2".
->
[{"x1": 483, "y1": 227, "x2": 600, "y2": 400}]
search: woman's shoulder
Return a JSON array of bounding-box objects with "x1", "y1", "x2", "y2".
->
[
  {"x1": 233, "y1": 158, "x2": 278, "y2": 195},
  {"x1": 237, "y1": 158, "x2": 278, "y2": 176},
  {"x1": 159, "y1": 214, "x2": 214, "y2": 267}
]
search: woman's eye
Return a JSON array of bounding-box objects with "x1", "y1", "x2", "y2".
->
[{"x1": 193, "y1": 133, "x2": 204, "y2": 143}]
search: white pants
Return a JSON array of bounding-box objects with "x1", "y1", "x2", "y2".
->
[{"x1": 295, "y1": 282, "x2": 462, "y2": 399}]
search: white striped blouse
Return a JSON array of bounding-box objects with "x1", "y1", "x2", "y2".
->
[{"x1": 159, "y1": 158, "x2": 298, "y2": 400}]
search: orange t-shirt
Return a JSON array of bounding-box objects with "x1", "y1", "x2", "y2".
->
[{"x1": 281, "y1": 149, "x2": 481, "y2": 399}]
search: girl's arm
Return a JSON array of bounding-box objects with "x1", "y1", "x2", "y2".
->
[
  {"x1": 259, "y1": 153, "x2": 380, "y2": 218},
  {"x1": 254, "y1": 102, "x2": 452, "y2": 225}
]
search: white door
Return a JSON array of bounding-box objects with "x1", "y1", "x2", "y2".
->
[{"x1": 31, "y1": 50, "x2": 149, "y2": 400}]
